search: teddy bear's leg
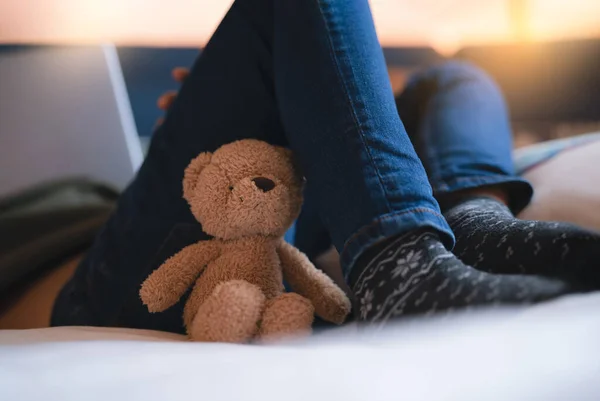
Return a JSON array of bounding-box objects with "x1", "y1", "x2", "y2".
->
[
  {"x1": 259, "y1": 293, "x2": 314, "y2": 342},
  {"x1": 189, "y1": 280, "x2": 265, "y2": 343}
]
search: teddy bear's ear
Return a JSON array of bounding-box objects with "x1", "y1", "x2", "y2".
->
[
  {"x1": 278, "y1": 147, "x2": 304, "y2": 181},
  {"x1": 279, "y1": 147, "x2": 294, "y2": 162},
  {"x1": 183, "y1": 152, "x2": 212, "y2": 202}
]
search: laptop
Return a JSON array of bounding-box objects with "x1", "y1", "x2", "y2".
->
[{"x1": 0, "y1": 44, "x2": 143, "y2": 197}]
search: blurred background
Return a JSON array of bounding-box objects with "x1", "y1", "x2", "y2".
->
[{"x1": 2, "y1": 0, "x2": 599, "y2": 148}]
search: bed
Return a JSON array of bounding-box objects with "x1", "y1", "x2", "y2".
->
[
  {"x1": 1, "y1": 134, "x2": 599, "y2": 401},
  {"x1": 1, "y1": 293, "x2": 600, "y2": 401}
]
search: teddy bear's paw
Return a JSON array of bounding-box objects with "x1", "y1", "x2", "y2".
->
[
  {"x1": 258, "y1": 293, "x2": 314, "y2": 343},
  {"x1": 188, "y1": 280, "x2": 265, "y2": 343},
  {"x1": 310, "y1": 285, "x2": 352, "y2": 325},
  {"x1": 139, "y1": 278, "x2": 179, "y2": 313}
]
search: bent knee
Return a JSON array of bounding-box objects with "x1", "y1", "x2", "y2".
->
[{"x1": 409, "y1": 60, "x2": 497, "y2": 90}]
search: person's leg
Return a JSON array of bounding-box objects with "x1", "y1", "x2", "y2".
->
[
  {"x1": 397, "y1": 61, "x2": 600, "y2": 287},
  {"x1": 272, "y1": 2, "x2": 577, "y2": 323},
  {"x1": 397, "y1": 61, "x2": 535, "y2": 212},
  {"x1": 52, "y1": 0, "x2": 288, "y2": 332},
  {"x1": 273, "y1": 1, "x2": 452, "y2": 265}
]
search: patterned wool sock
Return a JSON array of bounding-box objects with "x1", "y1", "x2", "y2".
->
[
  {"x1": 444, "y1": 197, "x2": 600, "y2": 288},
  {"x1": 349, "y1": 229, "x2": 576, "y2": 324}
]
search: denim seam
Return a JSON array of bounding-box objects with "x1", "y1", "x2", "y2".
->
[
  {"x1": 341, "y1": 206, "x2": 446, "y2": 254},
  {"x1": 433, "y1": 174, "x2": 528, "y2": 192},
  {"x1": 315, "y1": 0, "x2": 393, "y2": 213}
]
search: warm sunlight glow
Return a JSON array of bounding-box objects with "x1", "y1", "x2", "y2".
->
[
  {"x1": 1, "y1": 0, "x2": 599, "y2": 52},
  {"x1": 0, "y1": 0, "x2": 231, "y2": 47},
  {"x1": 528, "y1": 0, "x2": 600, "y2": 41}
]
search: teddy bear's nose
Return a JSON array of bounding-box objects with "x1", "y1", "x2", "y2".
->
[{"x1": 252, "y1": 177, "x2": 275, "y2": 192}]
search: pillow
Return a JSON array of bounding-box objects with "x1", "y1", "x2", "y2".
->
[{"x1": 516, "y1": 133, "x2": 600, "y2": 232}]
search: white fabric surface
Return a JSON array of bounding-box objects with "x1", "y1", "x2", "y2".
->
[{"x1": 1, "y1": 293, "x2": 600, "y2": 401}]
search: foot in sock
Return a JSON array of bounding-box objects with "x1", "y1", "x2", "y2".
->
[
  {"x1": 349, "y1": 230, "x2": 577, "y2": 324},
  {"x1": 444, "y1": 197, "x2": 600, "y2": 287}
]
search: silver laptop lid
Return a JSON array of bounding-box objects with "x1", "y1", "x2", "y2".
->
[{"x1": 0, "y1": 44, "x2": 142, "y2": 197}]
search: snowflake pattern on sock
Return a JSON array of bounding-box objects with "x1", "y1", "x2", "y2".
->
[
  {"x1": 350, "y1": 230, "x2": 576, "y2": 324},
  {"x1": 445, "y1": 197, "x2": 600, "y2": 288}
]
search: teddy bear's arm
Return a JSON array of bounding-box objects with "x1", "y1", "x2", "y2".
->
[
  {"x1": 140, "y1": 240, "x2": 221, "y2": 313},
  {"x1": 277, "y1": 241, "x2": 351, "y2": 324}
]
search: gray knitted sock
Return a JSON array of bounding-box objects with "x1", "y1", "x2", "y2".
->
[
  {"x1": 445, "y1": 197, "x2": 600, "y2": 288},
  {"x1": 349, "y1": 229, "x2": 576, "y2": 324}
]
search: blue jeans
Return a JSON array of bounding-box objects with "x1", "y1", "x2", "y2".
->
[
  {"x1": 52, "y1": 0, "x2": 532, "y2": 333},
  {"x1": 296, "y1": 61, "x2": 534, "y2": 263}
]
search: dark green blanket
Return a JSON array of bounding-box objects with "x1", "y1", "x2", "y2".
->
[{"x1": 0, "y1": 179, "x2": 118, "y2": 294}]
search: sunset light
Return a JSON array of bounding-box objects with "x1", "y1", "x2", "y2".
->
[{"x1": 1, "y1": 0, "x2": 599, "y2": 53}]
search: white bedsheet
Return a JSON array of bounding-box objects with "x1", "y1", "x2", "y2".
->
[{"x1": 1, "y1": 292, "x2": 600, "y2": 401}]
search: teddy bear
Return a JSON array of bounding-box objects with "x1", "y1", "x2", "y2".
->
[{"x1": 139, "y1": 139, "x2": 351, "y2": 342}]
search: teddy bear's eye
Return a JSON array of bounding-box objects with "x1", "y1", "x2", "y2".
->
[{"x1": 228, "y1": 186, "x2": 234, "y2": 191}]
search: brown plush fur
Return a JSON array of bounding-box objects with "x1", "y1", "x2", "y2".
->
[
  {"x1": 259, "y1": 293, "x2": 314, "y2": 342},
  {"x1": 140, "y1": 139, "x2": 351, "y2": 342}
]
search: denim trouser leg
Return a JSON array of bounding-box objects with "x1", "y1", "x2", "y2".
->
[
  {"x1": 273, "y1": 1, "x2": 452, "y2": 276},
  {"x1": 52, "y1": 0, "x2": 287, "y2": 332},
  {"x1": 52, "y1": 0, "x2": 453, "y2": 332},
  {"x1": 293, "y1": 62, "x2": 535, "y2": 266},
  {"x1": 396, "y1": 61, "x2": 534, "y2": 213}
]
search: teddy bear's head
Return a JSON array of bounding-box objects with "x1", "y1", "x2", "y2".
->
[{"x1": 183, "y1": 139, "x2": 304, "y2": 240}]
